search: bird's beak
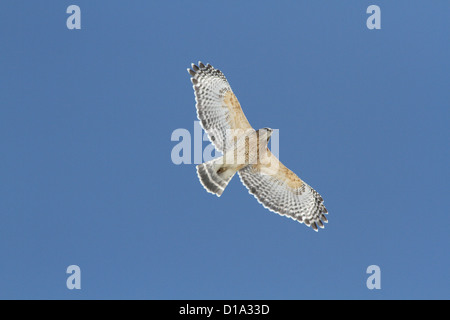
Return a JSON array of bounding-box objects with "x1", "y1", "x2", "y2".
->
[{"x1": 267, "y1": 129, "x2": 273, "y2": 141}]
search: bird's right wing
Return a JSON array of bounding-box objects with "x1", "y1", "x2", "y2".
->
[
  {"x1": 188, "y1": 62, "x2": 253, "y2": 152},
  {"x1": 238, "y1": 150, "x2": 328, "y2": 231}
]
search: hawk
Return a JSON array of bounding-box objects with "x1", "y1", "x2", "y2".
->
[{"x1": 187, "y1": 62, "x2": 328, "y2": 231}]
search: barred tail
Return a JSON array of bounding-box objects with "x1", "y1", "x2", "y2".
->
[{"x1": 196, "y1": 157, "x2": 237, "y2": 197}]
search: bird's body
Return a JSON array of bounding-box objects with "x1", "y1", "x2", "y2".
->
[
  {"x1": 221, "y1": 127, "x2": 272, "y2": 169},
  {"x1": 197, "y1": 127, "x2": 272, "y2": 196},
  {"x1": 188, "y1": 62, "x2": 328, "y2": 231}
]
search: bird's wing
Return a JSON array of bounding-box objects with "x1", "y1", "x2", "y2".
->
[
  {"x1": 188, "y1": 62, "x2": 253, "y2": 152},
  {"x1": 238, "y1": 150, "x2": 328, "y2": 231}
]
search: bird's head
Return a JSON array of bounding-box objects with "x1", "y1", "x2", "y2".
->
[{"x1": 258, "y1": 127, "x2": 273, "y2": 142}]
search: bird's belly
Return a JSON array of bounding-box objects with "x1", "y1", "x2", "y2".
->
[{"x1": 222, "y1": 132, "x2": 266, "y2": 169}]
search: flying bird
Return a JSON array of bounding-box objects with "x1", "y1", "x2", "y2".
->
[{"x1": 187, "y1": 62, "x2": 328, "y2": 231}]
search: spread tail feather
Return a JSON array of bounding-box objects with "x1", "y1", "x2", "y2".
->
[{"x1": 196, "y1": 158, "x2": 236, "y2": 197}]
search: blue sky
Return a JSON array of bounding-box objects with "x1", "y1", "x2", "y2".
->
[{"x1": 0, "y1": 1, "x2": 448, "y2": 299}]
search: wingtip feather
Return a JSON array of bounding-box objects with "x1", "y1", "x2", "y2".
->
[{"x1": 188, "y1": 68, "x2": 196, "y2": 77}]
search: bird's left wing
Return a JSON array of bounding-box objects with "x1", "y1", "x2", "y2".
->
[
  {"x1": 188, "y1": 62, "x2": 253, "y2": 152},
  {"x1": 238, "y1": 150, "x2": 328, "y2": 231}
]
